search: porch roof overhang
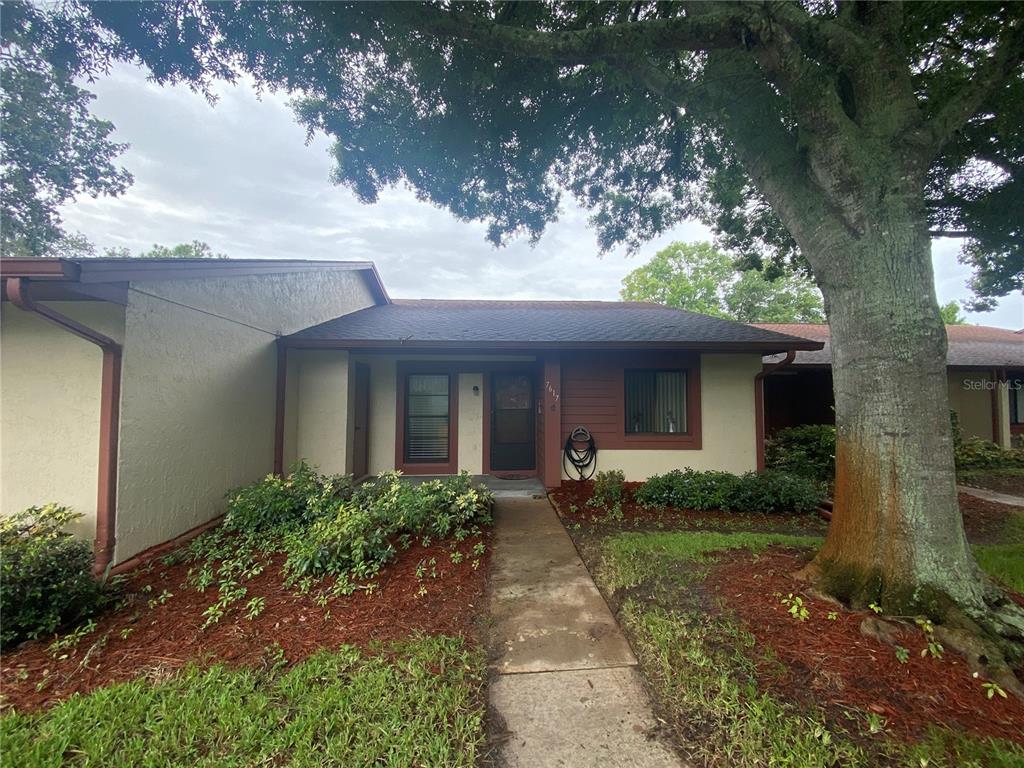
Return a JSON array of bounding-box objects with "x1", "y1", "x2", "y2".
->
[
  {"x1": 756, "y1": 323, "x2": 1024, "y2": 369},
  {"x1": 283, "y1": 300, "x2": 825, "y2": 355}
]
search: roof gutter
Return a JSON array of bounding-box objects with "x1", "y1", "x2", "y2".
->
[
  {"x1": 755, "y1": 350, "x2": 796, "y2": 472},
  {"x1": 5, "y1": 277, "x2": 122, "y2": 577}
]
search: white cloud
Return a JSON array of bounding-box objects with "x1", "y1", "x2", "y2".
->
[{"x1": 59, "y1": 64, "x2": 1022, "y2": 328}]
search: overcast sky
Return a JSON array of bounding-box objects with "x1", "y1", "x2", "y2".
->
[{"x1": 60, "y1": 63, "x2": 1022, "y2": 329}]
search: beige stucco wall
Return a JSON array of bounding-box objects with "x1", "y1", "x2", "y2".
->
[
  {"x1": 113, "y1": 269, "x2": 376, "y2": 561},
  {"x1": 458, "y1": 373, "x2": 484, "y2": 474},
  {"x1": 947, "y1": 371, "x2": 995, "y2": 442},
  {"x1": 362, "y1": 356, "x2": 399, "y2": 474},
  {"x1": 290, "y1": 350, "x2": 351, "y2": 475},
  {"x1": 567, "y1": 353, "x2": 762, "y2": 481},
  {"x1": 1, "y1": 302, "x2": 126, "y2": 540}
]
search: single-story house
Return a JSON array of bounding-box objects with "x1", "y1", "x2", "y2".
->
[
  {"x1": 2, "y1": 256, "x2": 822, "y2": 572},
  {"x1": 756, "y1": 323, "x2": 1024, "y2": 446}
]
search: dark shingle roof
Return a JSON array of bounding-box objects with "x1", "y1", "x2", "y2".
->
[
  {"x1": 756, "y1": 323, "x2": 1024, "y2": 368},
  {"x1": 285, "y1": 299, "x2": 823, "y2": 350}
]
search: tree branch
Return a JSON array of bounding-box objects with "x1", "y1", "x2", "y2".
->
[
  {"x1": 401, "y1": 4, "x2": 747, "y2": 63},
  {"x1": 761, "y1": 2, "x2": 871, "y2": 70},
  {"x1": 926, "y1": 18, "x2": 1024, "y2": 155}
]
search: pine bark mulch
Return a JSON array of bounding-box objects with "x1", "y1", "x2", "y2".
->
[
  {"x1": 0, "y1": 533, "x2": 490, "y2": 714},
  {"x1": 707, "y1": 549, "x2": 1024, "y2": 746}
]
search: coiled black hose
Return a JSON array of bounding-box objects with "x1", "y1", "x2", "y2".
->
[{"x1": 563, "y1": 426, "x2": 597, "y2": 481}]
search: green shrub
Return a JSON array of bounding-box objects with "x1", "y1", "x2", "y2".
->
[
  {"x1": 0, "y1": 505, "x2": 111, "y2": 648},
  {"x1": 635, "y1": 469, "x2": 822, "y2": 515},
  {"x1": 285, "y1": 472, "x2": 493, "y2": 581},
  {"x1": 224, "y1": 461, "x2": 353, "y2": 533},
  {"x1": 955, "y1": 437, "x2": 1024, "y2": 471},
  {"x1": 284, "y1": 502, "x2": 396, "y2": 581},
  {"x1": 589, "y1": 470, "x2": 626, "y2": 509},
  {"x1": 634, "y1": 469, "x2": 740, "y2": 511},
  {"x1": 180, "y1": 467, "x2": 494, "y2": 625},
  {"x1": 765, "y1": 424, "x2": 836, "y2": 482},
  {"x1": 728, "y1": 471, "x2": 824, "y2": 515}
]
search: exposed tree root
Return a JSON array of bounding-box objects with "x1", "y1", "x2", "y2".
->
[{"x1": 796, "y1": 559, "x2": 1024, "y2": 702}]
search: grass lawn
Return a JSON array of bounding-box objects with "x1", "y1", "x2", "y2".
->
[
  {"x1": 1, "y1": 635, "x2": 485, "y2": 767},
  {"x1": 588, "y1": 528, "x2": 1024, "y2": 768},
  {"x1": 972, "y1": 513, "x2": 1024, "y2": 593},
  {"x1": 1, "y1": 470, "x2": 495, "y2": 765}
]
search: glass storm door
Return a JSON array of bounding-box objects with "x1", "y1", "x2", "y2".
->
[{"x1": 490, "y1": 372, "x2": 535, "y2": 471}]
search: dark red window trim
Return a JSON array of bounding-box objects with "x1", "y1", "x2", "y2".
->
[
  {"x1": 614, "y1": 359, "x2": 702, "y2": 450},
  {"x1": 395, "y1": 364, "x2": 459, "y2": 475}
]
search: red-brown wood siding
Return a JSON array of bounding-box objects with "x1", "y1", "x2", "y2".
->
[
  {"x1": 540, "y1": 354, "x2": 562, "y2": 488},
  {"x1": 560, "y1": 351, "x2": 701, "y2": 451}
]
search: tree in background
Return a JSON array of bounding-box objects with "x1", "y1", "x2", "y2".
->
[
  {"x1": 0, "y1": 4, "x2": 133, "y2": 256},
  {"x1": 7, "y1": 1, "x2": 1024, "y2": 681},
  {"x1": 104, "y1": 241, "x2": 227, "y2": 260},
  {"x1": 16, "y1": 234, "x2": 226, "y2": 261},
  {"x1": 940, "y1": 301, "x2": 968, "y2": 325},
  {"x1": 621, "y1": 242, "x2": 824, "y2": 323}
]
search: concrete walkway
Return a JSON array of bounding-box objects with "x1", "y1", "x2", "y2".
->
[
  {"x1": 959, "y1": 485, "x2": 1024, "y2": 508},
  {"x1": 487, "y1": 497, "x2": 682, "y2": 767}
]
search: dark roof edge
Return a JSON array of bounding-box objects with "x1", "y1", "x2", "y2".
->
[
  {"x1": 0, "y1": 258, "x2": 391, "y2": 306},
  {"x1": 281, "y1": 338, "x2": 825, "y2": 352}
]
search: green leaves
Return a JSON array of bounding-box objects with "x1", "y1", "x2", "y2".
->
[
  {"x1": 765, "y1": 425, "x2": 837, "y2": 484},
  {"x1": 0, "y1": 505, "x2": 114, "y2": 648},
  {"x1": 620, "y1": 241, "x2": 824, "y2": 323},
  {"x1": 185, "y1": 466, "x2": 494, "y2": 626},
  {"x1": 634, "y1": 468, "x2": 824, "y2": 515},
  {"x1": 0, "y1": 3, "x2": 132, "y2": 256}
]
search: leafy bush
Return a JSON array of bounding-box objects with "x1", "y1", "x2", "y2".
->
[
  {"x1": 765, "y1": 425, "x2": 836, "y2": 483},
  {"x1": 0, "y1": 505, "x2": 111, "y2": 647},
  {"x1": 286, "y1": 472, "x2": 493, "y2": 580},
  {"x1": 635, "y1": 469, "x2": 822, "y2": 515},
  {"x1": 955, "y1": 436, "x2": 1024, "y2": 471},
  {"x1": 179, "y1": 466, "x2": 494, "y2": 626},
  {"x1": 224, "y1": 461, "x2": 353, "y2": 533},
  {"x1": 589, "y1": 470, "x2": 626, "y2": 509},
  {"x1": 728, "y1": 471, "x2": 823, "y2": 515},
  {"x1": 634, "y1": 469, "x2": 740, "y2": 511}
]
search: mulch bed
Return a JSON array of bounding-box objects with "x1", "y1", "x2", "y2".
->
[
  {"x1": 550, "y1": 480, "x2": 828, "y2": 535},
  {"x1": 960, "y1": 491, "x2": 1021, "y2": 544},
  {"x1": 0, "y1": 533, "x2": 489, "y2": 713},
  {"x1": 705, "y1": 549, "x2": 1024, "y2": 746},
  {"x1": 961, "y1": 472, "x2": 1024, "y2": 497}
]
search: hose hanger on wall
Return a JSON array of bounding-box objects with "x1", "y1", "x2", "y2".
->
[{"x1": 563, "y1": 426, "x2": 597, "y2": 481}]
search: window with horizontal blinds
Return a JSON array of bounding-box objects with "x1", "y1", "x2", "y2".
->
[
  {"x1": 625, "y1": 370, "x2": 687, "y2": 434},
  {"x1": 404, "y1": 374, "x2": 450, "y2": 463}
]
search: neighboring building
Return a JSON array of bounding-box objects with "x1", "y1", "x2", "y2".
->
[
  {"x1": 1, "y1": 258, "x2": 388, "y2": 573},
  {"x1": 755, "y1": 323, "x2": 1024, "y2": 446},
  {"x1": 2, "y1": 257, "x2": 820, "y2": 572}
]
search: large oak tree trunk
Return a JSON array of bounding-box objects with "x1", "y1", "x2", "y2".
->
[{"x1": 801, "y1": 204, "x2": 1024, "y2": 676}]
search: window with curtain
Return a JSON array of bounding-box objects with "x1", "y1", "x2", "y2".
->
[
  {"x1": 624, "y1": 370, "x2": 687, "y2": 434},
  {"x1": 405, "y1": 374, "x2": 450, "y2": 463}
]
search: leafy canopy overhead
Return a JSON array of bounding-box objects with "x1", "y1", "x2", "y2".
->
[
  {"x1": 0, "y1": 2, "x2": 133, "y2": 256},
  {"x1": 1, "y1": 1, "x2": 1020, "y2": 308},
  {"x1": 621, "y1": 242, "x2": 825, "y2": 323}
]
